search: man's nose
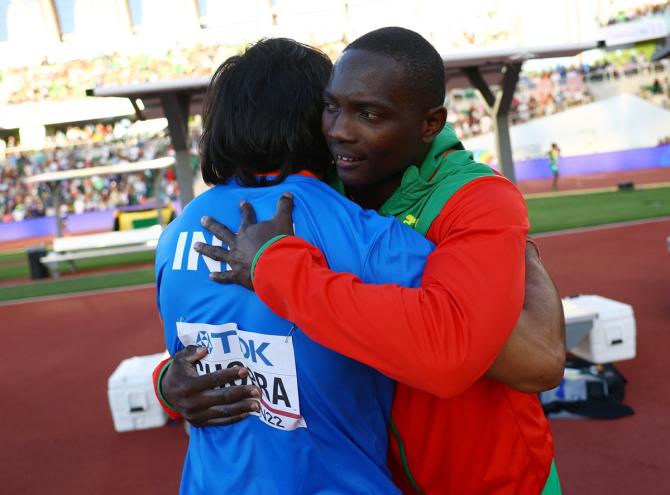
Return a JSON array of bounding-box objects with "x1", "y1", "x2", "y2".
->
[{"x1": 325, "y1": 112, "x2": 355, "y2": 143}]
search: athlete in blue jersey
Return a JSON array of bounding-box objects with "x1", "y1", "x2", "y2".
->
[{"x1": 155, "y1": 38, "x2": 434, "y2": 494}]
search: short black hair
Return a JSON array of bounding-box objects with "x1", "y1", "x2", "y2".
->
[
  {"x1": 345, "y1": 27, "x2": 445, "y2": 108},
  {"x1": 200, "y1": 38, "x2": 333, "y2": 186}
]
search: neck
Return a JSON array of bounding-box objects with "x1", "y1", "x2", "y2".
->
[
  {"x1": 346, "y1": 172, "x2": 404, "y2": 211},
  {"x1": 346, "y1": 142, "x2": 433, "y2": 210}
]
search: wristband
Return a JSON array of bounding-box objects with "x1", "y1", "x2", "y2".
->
[
  {"x1": 156, "y1": 358, "x2": 178, "y2": 411},
  {"x1": 250, "y1": 234, "x2": 289, "y2": 282}
]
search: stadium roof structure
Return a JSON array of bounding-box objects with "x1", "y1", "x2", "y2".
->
[
  {"x1": 0, "y1": 98, "x2": 135, "y2": 130},
  {"x1": 24, "y1": 156, "x2": 175, "y2": 185},
  {"x1": 87, "y1": 42, "x2": 603, "y2": 198},
  {"x1": 441, "y1": 41, "x2": 604, "y2": 182},
  {"x1": 87, "y1": 78, "x2": 211, "y2": 207}
]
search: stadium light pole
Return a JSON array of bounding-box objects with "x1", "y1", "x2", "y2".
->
[
  {"x1": 161, "y1": 92, "x2": 195, "y2": 206},
  {"x1": 652, "y1": 36, "x2": 670, "y2": 61},
  {"x1": 462, "y1": 63, "x2": 522, "y2": 183}
]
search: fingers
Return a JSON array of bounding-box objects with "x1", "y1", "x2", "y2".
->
[
  {"x1": 195, "y1": 413, "x2": 250, "y2": 427},
  {"x1": 192, "y1": 397, "x2": 261, "y2": 426},
  {"x1": 178, "y1": 345, "x2": 209, "y2": 364},
  {"x1": 185, "y1": 397, "x2": 260, "y2": 426},
  {"x1": 207, "y1": 399, "x2": 260, "y2": 417},
  {"x1": 217, "y1": 383, "x2": 261, "y2": 403},
  {"x1": 209, "y1": 271, "x2": 238, "y2": 284},
  {"x1": 274, "y1": 193, "x2": 294, "y2": 226},
  {"x1": 209, "y1": 270, "x2": 254, "y2": 291},
  {"x1": 188, "y1": 366, "x2": 250, "y2": 393},
  {"x1": 186, "y1": 396, "x2": 260, "y2": 426},
  {"x1": 194, "y1": 242, "x2": 231, "y2": 262},
  {"x1": 201, "y1": 216, "x2": 235, "y2": 245},
  {"x1": 239, "y1": 201, "x2": 257, "y2": 230}
]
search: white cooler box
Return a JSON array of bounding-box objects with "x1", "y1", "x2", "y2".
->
[
  {"x1": 108, "y1": 352, "x2": 169, "y2": 432},
  {"x1": 567, "y1": 295, "x2": 636, "y2": 363}
]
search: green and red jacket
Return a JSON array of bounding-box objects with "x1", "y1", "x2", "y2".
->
[
  {"x1": 249, "y1": 126, "x2": 554, "y2": 494},
  {"x1": 154, "y1": 125, "x2": 555, "y2": 493}
]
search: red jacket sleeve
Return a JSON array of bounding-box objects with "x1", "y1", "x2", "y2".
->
[{"x1": 253, "y1": 176, "x2": 529, "y2": 398}]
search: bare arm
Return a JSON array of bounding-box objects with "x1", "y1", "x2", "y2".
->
[{"x1": 484, "y1": 241, "x2": 566, "y2": 392}]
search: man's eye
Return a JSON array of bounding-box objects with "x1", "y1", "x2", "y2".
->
[
  {"x1": 360, "y1": 110, "x2": 379, "y2": 121},
  {"x1": 323, "y1": 101, "x2": 337, "y2": 112}
]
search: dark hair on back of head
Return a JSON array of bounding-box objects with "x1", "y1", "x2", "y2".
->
[
  {"x1": 200, "y1": 38, "x2": 333, "y2": 186},
  {"x1": 345, "y1": 27, "x2": 445, "y2": 109}
]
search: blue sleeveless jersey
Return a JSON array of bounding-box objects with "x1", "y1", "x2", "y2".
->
[{"x1": 155, "y1": 174, "x2": 433, "y2": 494}]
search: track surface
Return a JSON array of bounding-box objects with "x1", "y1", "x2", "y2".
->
[
  {"x1": 2, "y1": 167, "x2": 667, "y2": 252},
  {"x1": 517, "y1": 167, "x2": 670, "y2": 195},
  {"x1": 537, "y1": 218, "x2": 670, "y2": 495},
  {"x1": 1, "y1": 220, "x2": 668, "y2": 493},
  {"x1": 0, "y1": 286, "x2": 187, "y2": 494}
]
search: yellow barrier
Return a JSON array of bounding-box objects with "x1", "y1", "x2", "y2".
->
[{"x1": 114, "y1": 206, "x2": 175, "y2": 231}]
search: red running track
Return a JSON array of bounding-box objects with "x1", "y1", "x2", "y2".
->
[
  {"x1": 517, "y1": 167, "x2": 670, "y2": 195},
  {"x1": 537, "y1": 218, "x2": 670, "y2": 495},
  {"x1": 1, "y1": 219, "x2": 668, "y2": 494},
  {"x1": 0, "y1": 287, "x2": 186, "y2": 494}
]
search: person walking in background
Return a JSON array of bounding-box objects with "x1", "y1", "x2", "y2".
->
[{"x1": 548, "y1": 142, "x2": 561, "y2": 191}]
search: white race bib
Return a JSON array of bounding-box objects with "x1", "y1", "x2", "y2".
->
[{"x1": 177, "y1": 322, "x2": 306, "y2": 430}]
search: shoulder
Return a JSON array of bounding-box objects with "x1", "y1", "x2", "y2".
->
[
  {"x1": 428, "y1": 175, "x2": 528, "y2": 242},
  {"x1": 156, "y1": 185, "x2": 229, "y2": 250},
  {"x1": 447, "y1": 174, "x2": 526, "y2": 217}
]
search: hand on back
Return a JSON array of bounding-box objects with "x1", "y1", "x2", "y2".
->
[{"x1": 194, "y1": 193, "x2": 295, "y2": 290}]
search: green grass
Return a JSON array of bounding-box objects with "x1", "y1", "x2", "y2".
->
[
  {"x1": 0, "y1": 267, "x2": 154, "y2": 302},
  {"x1": 1, "y1": 186, "x2": 669, "y2": 302},
  {"x1": 0, "y1": 250, "x2": 156, "y2": 302},
  {"x1": 527, "y1": 187, "x2": 670, "y2": 234},
  {"x1": 0, "y1": 250, "x2": 155, "y2": 282},
  {"x1": 0, "y1": 251, "x2": 27, "y2": 264}
]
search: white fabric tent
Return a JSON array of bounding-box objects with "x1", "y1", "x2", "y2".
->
[{"x1": 463, "y1": 94, "x2": 670, "y2": 161}]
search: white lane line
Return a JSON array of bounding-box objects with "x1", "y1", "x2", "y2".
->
[
  {"x1": 3, "y1": 216, "x2": 670, "y2": 306},
  {"x1": 533, "y1": 216, "x2": 670, "y2": 238},
  {"x1": 0, "y1": 283, "x2": 155, "y2": 307}
]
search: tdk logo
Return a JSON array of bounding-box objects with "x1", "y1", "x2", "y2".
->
[
  {"x1": 171, "y1": 231, "x2": 230, "y2": 272},
  {"x1": 207, "y1": 330, "x2": 273, "y2": 367}
]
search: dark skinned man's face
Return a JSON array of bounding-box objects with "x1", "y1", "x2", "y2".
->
[{"x1": 322, "y1": 49, "x2": 431, "y2": 204}]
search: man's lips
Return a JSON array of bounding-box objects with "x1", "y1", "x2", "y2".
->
[{"x1": 333, "y1": 153, "x2": 365, "y2": 168}]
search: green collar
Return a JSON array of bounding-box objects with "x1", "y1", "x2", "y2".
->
[
  {"x1": 328, "y1": 124, "x2": 495, "y2": 235},
  {"x1": 378, "y1": 125, "x2": 468, "y2": 227}
]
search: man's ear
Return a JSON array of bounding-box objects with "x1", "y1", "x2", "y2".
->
[{"x1": 422, "y1": 106, "x2": 447, "y2": 143}]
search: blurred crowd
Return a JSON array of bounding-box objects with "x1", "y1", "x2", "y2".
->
[
  {"x1": 449, "y1": 67, "x2": 593, "y2": 139},
  {"x1": 582, "y1": 55, "x2": 670, "y2": 108},
  {"x1": 640, "y1": 77, "x2": 670, "y2": 107},
  {"x1": 1, "y1": 44, "x2": 229, "y2": 104},
  {"x1": 601, "y1": 0, "x2": 670, "y2": 26},
  {"x1": 0, "y1": 125, "x2": 183, "y2": 223},
  {"x1": 0, "y1": 40, "x2": 345, "y2": 105},
  {"x1": 3, "y1": 37, "x2": 670, "y2": 223}
]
